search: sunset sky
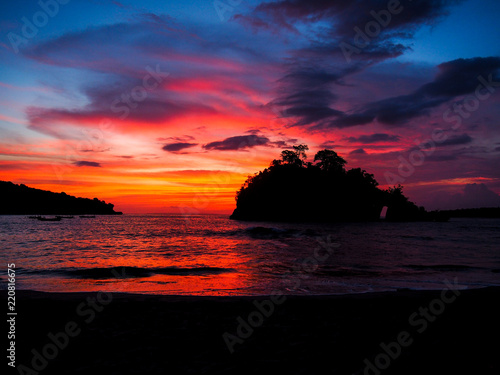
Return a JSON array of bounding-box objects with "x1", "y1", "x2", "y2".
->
[{"x1": 1, "y1": 0, "x2": 500, "y2": 213}]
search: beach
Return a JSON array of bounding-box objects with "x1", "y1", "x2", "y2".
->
[{"x1": 5, "y1": 287, "x2": 500, "y2": 375}]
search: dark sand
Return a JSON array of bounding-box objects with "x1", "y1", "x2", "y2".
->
[{"x1": 4, "y1": 287, "x2": 499, "y2": 375}]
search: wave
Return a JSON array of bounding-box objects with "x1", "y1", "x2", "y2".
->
[
  {"x1": 315, "y1": 267, "x2": 382, "y2": 278},
  {"x1": 194, "y1": 226, "x2": 320, "y2": 239},
  {"x1": 404, "y1": 264, "x2": 476, "y2": 272},
  {"x1": 401, "y1": 235, "x2": 435, "y2": 241},
  {"x1": 242, "y1": 226, "x2": 318, "y2": 239},
  {"x1": 20, "y1": 266, "x2": 233, "y2": 279}
]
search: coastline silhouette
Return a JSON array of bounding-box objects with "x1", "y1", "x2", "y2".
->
[
  {"x1": 436, "y1": 207, "x2": 500, "y2": 218},
  {"x1": 230, "y1": 145, "x2": 448, "y2": 222},
  {"x1": 0, "y1": 181, "x2": 122, "y2": 215}
]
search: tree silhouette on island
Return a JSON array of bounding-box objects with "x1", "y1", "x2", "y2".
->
[{"x1": 230, "y1": 145, "x2": 447, "y2": 222}]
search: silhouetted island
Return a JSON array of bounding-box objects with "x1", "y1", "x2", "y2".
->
[
  {"x1": 230, "y1": 145, "x2": 447, "y2": 222},
  {"x1": 0, "y1": 181, "x2": 122, "y2": 215}
]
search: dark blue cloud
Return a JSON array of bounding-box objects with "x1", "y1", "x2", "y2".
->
[
  {"x1": 74, "y1": 161, "x2": 101, "y2": 167},
  {"x1": 203, "y1": 135, "x2": 270, "y2": 151},
  {"x1": 329, "y1": 57, "x2": 500, "y2": 127},
  {"x1": 162, "y1": 142, "x2": 198, "y2": 152},
  {"x1": 346, "y1": 133, "x2": 400, "y2": 143},
  {"x1": 439, "y1": 134, "x2": 473, "y2": 146},
  {"x1": 239, "y1": 0, "x2": 469, "y2": 129},
  {"x1": 247, "y1": 0, "x2": 464, "y2": 39},
  {"x1": 349, "y1": 148, "x2": 367, "y2": 155}
]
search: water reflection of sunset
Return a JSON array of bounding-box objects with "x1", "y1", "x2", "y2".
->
[
  {"x1": 8, "y1": 215, "x2": 267, "y2": 295},
  {"x1": 3, "y1": 214, "x2": 499, "y2": 296},
  {"x1": 48, "y1": 237, "x2": 259, "y2": 295}
]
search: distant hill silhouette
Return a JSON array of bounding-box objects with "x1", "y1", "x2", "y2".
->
[
  {"x1": 0, "y1": 181, "x2": 122, "y2": 215},
  {"x1": 230, "y1": 145, "x2": 447, "y2": 222},
  {"x1": 435, "y1": 207, "x2": 500, "y2": 218}
]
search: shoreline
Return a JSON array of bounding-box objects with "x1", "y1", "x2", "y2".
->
[
  {"x1": 5, "y1": 284, "x2": 499, "y2": 305},
  {"x1": 3, "y1": 287, "x2": 499, "y2": 374},
  {"x1": 2, "y1": 282, "x2": 496, "y2": 298},
  {"x1": 4, "y1": 278, "x2": 497, "y2": 298}
]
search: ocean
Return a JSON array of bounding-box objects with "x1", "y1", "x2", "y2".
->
[{"x1": 1, "y1": 214, "x2": 499, "y2": 295}]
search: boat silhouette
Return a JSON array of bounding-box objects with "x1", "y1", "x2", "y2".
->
[{"x1": 37, "y1": 217, "x2": 62, "y2": 222}]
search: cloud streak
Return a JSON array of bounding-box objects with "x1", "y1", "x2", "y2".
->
[
  {"x1": 329, "y1": 57, "x2": 500, "y2": 127},
  {"x1": 203, "y1": 135, "x2": 270, "y2": 151},
  {"x1": 74, "y1": 161, "x2": 102, "y2": 168},
  {"x1": 346, "y1": 133, "x2": 400, "y2": 143},
  {"x1": 162, "y1": 142, "x2": 198, "y2": 152},
  {"x1": 239, "y1": 0, "x2": 474, "y2": 130}
]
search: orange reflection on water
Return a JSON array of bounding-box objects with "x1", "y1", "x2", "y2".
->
[
  {"x1": 42, "y1": 272, "x2": 253, "y2": 296},
  {"x1": 29, "y1": 221, "x2": 260, "y2": 295}
]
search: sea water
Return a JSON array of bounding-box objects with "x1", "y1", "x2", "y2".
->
[{"x1": 0, "y1": 214, "x2": 499, "y2": 295}]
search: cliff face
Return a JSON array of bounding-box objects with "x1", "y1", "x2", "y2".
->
[
  {"x1": 230, "y1": 146, "x2": 436, "y2": 223},
  {"x1": 0, "y1": 181, "x2": 122, "y2": 215}
]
